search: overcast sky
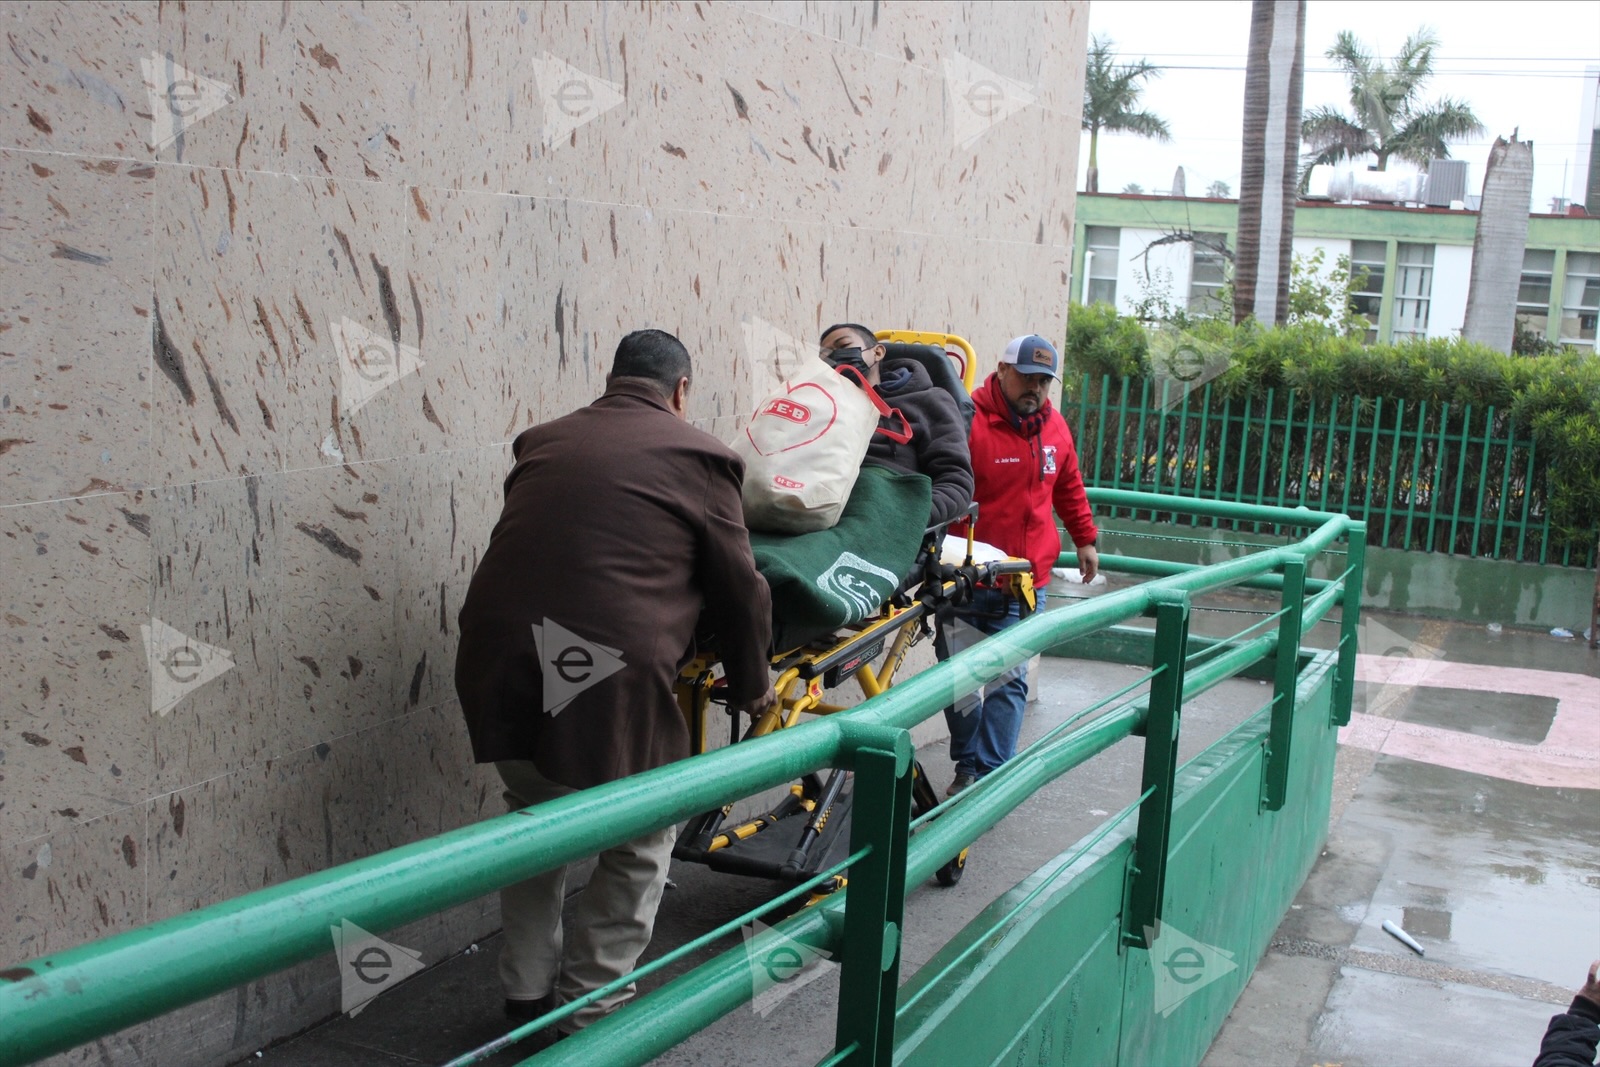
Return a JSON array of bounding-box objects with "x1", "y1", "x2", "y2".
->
[{"x1": 1081, "y1": 0, "x2": 1600, "y2": 209}]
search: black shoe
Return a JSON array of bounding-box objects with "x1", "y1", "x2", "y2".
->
[
  {"x1": 504, "y1": 992, "x2": 557, "y2": 1026},
  {"x1": 945, "y1": 773, "x2": 977, "y2": 797}
]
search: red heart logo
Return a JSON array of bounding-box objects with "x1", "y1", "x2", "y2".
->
[{"x1": 745, "y1": 381, "x2": 840, "y2": 456}]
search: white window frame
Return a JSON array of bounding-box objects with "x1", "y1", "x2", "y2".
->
[
  {"x1": 1516, "y1": 249, "x2": 1555, "y2": 339},
  {"x1": 1391, "y1": 242, "x2": 1434, "y2": 340},
  {"x1": 1559, "y1": 251, "x2": 1599, "y2": 350},
  {"x1": 1187, "y1": 232, "x2": 1230, "y2": 314},
  {"x1": 1084, "y1": 226, "x2": 1120, "y2": 307},
  {"x1": 1350, "y1": 240, "x2": 1386, "y2": 343}
]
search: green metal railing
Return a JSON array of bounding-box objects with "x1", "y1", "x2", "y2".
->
[
  {"x1": 0, "y1": 491, "x2": 1366, "y2": 1067},
  {"x1": 1061, "y1": 374, "x2": 1593, "y2": 568}
]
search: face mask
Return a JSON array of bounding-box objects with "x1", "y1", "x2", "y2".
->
[{"x1": 823, "y1": 346, "x2": 873, "y2": 379}]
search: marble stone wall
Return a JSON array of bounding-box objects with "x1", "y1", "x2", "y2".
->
[{"x1": 0, "y1": 1, "x2": 1087, "y2": 1061}]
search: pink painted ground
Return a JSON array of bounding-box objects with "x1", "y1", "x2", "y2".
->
[{"x1": 1339, "y1": 654, "x2": 1600, "y2": 790}]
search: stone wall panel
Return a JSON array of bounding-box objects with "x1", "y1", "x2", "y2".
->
[
  {"x1": 0, "y1": 148, "x2": 154, "y2": 507},
  {"x1": 0, "y1": 2, "x2": 1087, "y2": 1062},
  {"x1": 0, "y1": 492, "x2": 153, "y2": 843},
  {"x1": 0, "y1": 1, "x2": 156, "y2": 160}
]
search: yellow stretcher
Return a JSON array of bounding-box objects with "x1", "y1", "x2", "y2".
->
[{"x1": 671, "y1": 331, "x2": 1034, "y2": 894}]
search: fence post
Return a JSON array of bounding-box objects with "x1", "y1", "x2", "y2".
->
[
  {"x1": 833, "y1": 723, "x2": 912, "y2": 1066},
  {"x1": 1123, "y1": 589, "x2": 1191, "y2": 949},
  {"x1": 1334, "y1": 523, "x2": 1366, "y2": 727},
  {"x1": 1263, "y1": 557, "x2": 1307, "y2": 812}
]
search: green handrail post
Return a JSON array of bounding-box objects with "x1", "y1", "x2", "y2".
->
[
  {"x1": 1122, "y1": 589, "x2": 1191, "y2": 950},
  {"x1": 1262, "y1": 557, "x2": 1308, "y2": 812},
  {"x1": 1516, "y1": 436, "x2": 1537, "y2": 561},
  {"x1": 1094, "y1": 373, "x2": 1111, "y2": 489},
  {"x1": 1494, "y1": 415, "x2": 1515, "y2": 557},
  {"x1": 1334, "y1": 523, "x2": 1367, "y2": 727},
  {"x1": 1381, "y1": 399, "x2": 1406, "y2": 549},
  {"x1": 1363, "y1": 396, "x2": 1383, "y2": 531},
  {"x1": 1254, "y1": 388, "x2": 1275, "y2": 531},
  {"x1": 833, "y1": 722, "x2": 912, "y2": 1066},
  {"x1": 1275, "y1": 388, "x2": 1296, "y2": 510},
  {"x1": 1470, "y1": 405, "x2": 1494, "y2": 555},
  {"x1": 1425, "y1": 402, "x2": 1451, "y2": 552},
  {"x1": 1232, "y1": 396, "x2": 1253, "y2": 530}
]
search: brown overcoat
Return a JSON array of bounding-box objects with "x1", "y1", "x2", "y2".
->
[{"x1": 455, "y1": 381, "x2": 772, "y2": 789}]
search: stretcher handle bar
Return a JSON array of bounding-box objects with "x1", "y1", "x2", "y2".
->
[
  {"x1": 798, "y1": 608, "x2": 924, "y2": 681},
  {"x1": 780, "y1": 769, "x2": 849, "y2": 879}
]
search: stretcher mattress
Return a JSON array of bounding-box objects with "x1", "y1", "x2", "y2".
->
[{"x1": 748, "y1": 465, "x2": 933, "y2": 652}]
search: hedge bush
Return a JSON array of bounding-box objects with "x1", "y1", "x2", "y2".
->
[{"x1": 1062, "y1": 302, "x2": 1600, "y2": 558}]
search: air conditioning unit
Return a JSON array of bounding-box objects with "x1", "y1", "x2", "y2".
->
[{"x1": 1424, "y1": 159, "x2": 1469, "y2": 207}]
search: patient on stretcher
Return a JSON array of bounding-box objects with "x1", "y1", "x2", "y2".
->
[
  {"x1": 818, "y1": 323, "x2": 974, "y2": 530},
  {"x1": 746, "y1": 324, "x2": 976, "y2": 653},
  {"x1": 715, "y1": 323, "x2": 974, "y2": 656}
]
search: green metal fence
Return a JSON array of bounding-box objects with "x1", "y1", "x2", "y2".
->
[
  {"x1": 0, "y1": 491, "x2": 1366, "y2": 1067},
  {"x1": 1062, "y1": 374, "x2": 1595, "y2": 568}
]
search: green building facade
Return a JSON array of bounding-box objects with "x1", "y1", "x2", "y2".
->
[{"x1": 1072, "y1": 193, "x2": 1600, "y2": 348}]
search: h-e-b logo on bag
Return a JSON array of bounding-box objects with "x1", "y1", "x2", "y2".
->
[{"x1": 763, "y1": 397, "x2": 812, "y2": 424}]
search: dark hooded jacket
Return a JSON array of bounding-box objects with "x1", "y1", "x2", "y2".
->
[
  {"x1": 865, "y1": 356, "x2": 974, "y2": 529},
  {"x1": 1535, "y1": 995, "x2": 1600, "y2": 1067},
  {"x1": 455, "y1": 381, "x2": 772, "y2": 790}
]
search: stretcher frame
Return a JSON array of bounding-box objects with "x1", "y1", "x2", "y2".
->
[
  {"x1": 673, "y1": 330, "x2": 1033, "y2": 896},
  {"x1": 673, "y1": 530, "x2": 1034, "y2": 893}
]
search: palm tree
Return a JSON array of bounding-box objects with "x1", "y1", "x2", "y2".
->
[
  {"x1": 1235, "y1": 0, "x2": 1306, "y2": 326},
  {"x1": 1302, "y1": 27, "x2": 1484, "y2": 173},
  {"x1": 1082, "y1": 35, "x2": 1171, "y2": 194}
]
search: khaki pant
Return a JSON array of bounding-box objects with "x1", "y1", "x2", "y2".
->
[{"x1": 494, "y1": 760, "x2": 675, "y2": 1031}]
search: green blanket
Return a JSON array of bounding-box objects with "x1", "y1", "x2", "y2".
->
[{"x1": 750, "y1": 466, "x2": 933, "y2": 652}]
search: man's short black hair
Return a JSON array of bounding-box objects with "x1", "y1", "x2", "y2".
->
[
  {"x1": 611, "y1": 329, "x2": 692, "y2": 397},
  {"x1": 821, "y1": 322, "x2": 877, "y2": 349}
]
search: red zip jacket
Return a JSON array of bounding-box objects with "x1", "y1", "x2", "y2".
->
[{"x1": 959, "y1": 374, "x2": 1098, "y2": 587}]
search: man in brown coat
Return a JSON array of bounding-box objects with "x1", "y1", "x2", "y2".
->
[{"x1": 456, "y1": 329, "x2": 776, "y2": 1033}]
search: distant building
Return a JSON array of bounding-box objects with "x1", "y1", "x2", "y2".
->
[
  {"x1": 1574, "y1": 66, "x2": 1600, "y2": 215},
  {"x1": 1072, "y1": 193, "x2": 1600, "y2": 350}
]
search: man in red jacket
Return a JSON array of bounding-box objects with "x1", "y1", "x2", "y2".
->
[{"x1": 942, "y1": 335, "x2": 1100, "y2": 795}]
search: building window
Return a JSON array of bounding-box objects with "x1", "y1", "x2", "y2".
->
[
  {"x1": 1350, "y1": 240, "x2": 1386, "y2": 343},
  {"x1": 1559, "y1": 251, "x2": 1599, "y2": 350},
  {"x1": 1187, "y1": 232, "x2": 1230, "y2": 314},
  {"x1": 1391, "y1": 242, "x2": 1434, "y2": 340},
  {"x1": 1084, "y1": 226, "x2": 1120, "y2": 306},
  {"x1": 1517, "y1": 250, "x2": 1555, "y2": 339}
]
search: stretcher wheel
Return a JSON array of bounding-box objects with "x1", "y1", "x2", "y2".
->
[{"x1": 935, "y1": 849, "x2": 967, "y2": 887}]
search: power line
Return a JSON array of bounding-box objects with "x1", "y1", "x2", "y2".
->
[
  {"x1": 1131, "y1": 52, "x2": 1600, "y2": 62},
  {"x1": 1151, "y1": 64, "x2": 1594, "y2": 78},
  {"x1": 1103, "y1": 51, "x2": 1600, "y2": 77}
]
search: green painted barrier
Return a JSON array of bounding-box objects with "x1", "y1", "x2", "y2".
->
[{"x1": 0, "y1": 490, "x2": 1365, "y2": 1067}]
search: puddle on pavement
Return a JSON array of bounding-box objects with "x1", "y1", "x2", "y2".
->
[
  {"x1": 1357, "y1": 759, "x2": 1600, "y2": 985},
  {"x1": 1488, "y1": 862, "x2": 1546, "y2": 885},
  {"x1": 1401, "y1": 905, "x2": 1453, "y2": 940},
  {"x1": 1394, "y1": 687, "x2": 1557, "y2": 744}
]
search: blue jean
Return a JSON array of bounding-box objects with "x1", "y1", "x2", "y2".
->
[{"x1": 940, "y1": 587, "x2": 1029, "y2": 778}]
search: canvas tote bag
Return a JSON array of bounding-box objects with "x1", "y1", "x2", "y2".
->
[{"x1": 737, "y1": 363, "x2": 911, "y2": 534}]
